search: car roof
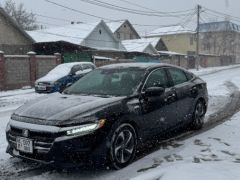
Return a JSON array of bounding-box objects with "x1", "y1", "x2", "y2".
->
[{"x1": 99, "y1": 63, "x2": 185, "y2": 71}]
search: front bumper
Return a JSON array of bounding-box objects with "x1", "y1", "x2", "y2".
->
[
  {"x1": 6, "y1": 120, "x2": 108, "y2": 165},
  {"x1": 35, "y1": 85, "x2": 58, "y2": 93}
]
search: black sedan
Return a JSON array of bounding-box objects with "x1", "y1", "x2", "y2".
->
[{"x1": 6, "y1": 63, "x2": 208, "y2": 169}]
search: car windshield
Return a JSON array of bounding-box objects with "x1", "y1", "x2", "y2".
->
[{"x1": 64, "y1": 68, "x2": 145, "y2": 96}]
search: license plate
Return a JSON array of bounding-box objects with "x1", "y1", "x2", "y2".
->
[
  {"x1": 16, "y1": 137, "x2": 33, "y2": 153},
  {"x1": 37, "y1": 85, "x2": 46, "y2": 90}
]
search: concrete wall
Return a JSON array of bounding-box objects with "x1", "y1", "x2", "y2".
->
[
  {"x1": 36, "y1": 55, "x2": 58, "y2": 79},
  {"x1": 160, "y1": 55, "x2": 234, "y2": 69},
  {"x1": 200, "y1": 31, "x2": 240, "y2": 63},
  {"x1": 0, "y1": 52, "x2": 61, "y2": 90}
]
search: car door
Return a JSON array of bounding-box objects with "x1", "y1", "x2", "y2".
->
[
  {"x1": 166, "y1": 67, "x2": 196, "y2": 124},
  {"x1": 140, "y1": 68, "x2": 178, "y2": 136}
]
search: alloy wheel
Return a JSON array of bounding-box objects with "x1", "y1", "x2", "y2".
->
[
  {"x1": 110, "y1": 124, "x2": 137, "y2": 169},
  {"x1": 192, "y1": 101, "x2": 206, "y2": 129}
]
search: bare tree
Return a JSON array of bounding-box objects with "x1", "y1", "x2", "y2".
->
[{"x1": 4, "y1": 0, "x2": 39, "y2": 30}]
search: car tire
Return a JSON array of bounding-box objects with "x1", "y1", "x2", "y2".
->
[
  {"x1": 109, "y1": 123, "x2": 137, "y2": 169},
  {"x1": 191, "y1": 100, "x2": 206, "y2": 130}
]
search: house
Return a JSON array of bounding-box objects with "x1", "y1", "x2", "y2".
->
[
  {"x1": 0, "y1": 7, "x2": 34, "y2": 54},
  {"x1": 146, "y1": 25, "x2": 196, "y2": 55},
  {"x1": 122, "y1": 39, "x2": 159, "y2": 55},
  {"x1": 138, "y1": 37, "x2": 168, "y2": 51},
  {"x1": 199, "y1": 21, "x2": 240, "y2": 63},
  {"x1": 28, "y1": 20, "x2": 126, "y2": 62},
  {"x1": 106, "y1": 20, "x2": 140, "y2": 40}
]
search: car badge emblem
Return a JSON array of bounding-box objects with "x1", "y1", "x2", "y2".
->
[{"x1": 22, "y1": 129, "x2": 29, "y2": 137}]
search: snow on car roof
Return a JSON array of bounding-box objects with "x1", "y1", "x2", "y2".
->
[
  {"x1": 100, "y1": 63, "x2": 164, "y2": 69},
  {"x1": 36, "y1": 62, "x2": 93, "y2": 82},
  {"x1": 99, "y1": 63, "x2": 188, "y2": 72}
]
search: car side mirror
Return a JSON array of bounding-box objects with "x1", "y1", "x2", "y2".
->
[{"x1": 145, "y1": 87, "x2": 165, "y2": 97}]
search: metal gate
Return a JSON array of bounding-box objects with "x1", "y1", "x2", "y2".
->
[{"x1": 63, "y1": 52, "x2": 92, "y2": 63}]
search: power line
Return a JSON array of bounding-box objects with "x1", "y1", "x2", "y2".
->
[
  {"x1": 34, "y1": 12, "x2": 182, "y2": 28},
  {"x1": 35, "y1": 13, "x2": 71, "y2": 22},
  {"x1": 117, "y1": 0, "x2": 195, "y2": 14},
  {"x1": 44, "y1": 0, "x2": 113, "y2": 20},
  {"x1": 77, "y1": 0, "x2": 195, "y2": 18}
]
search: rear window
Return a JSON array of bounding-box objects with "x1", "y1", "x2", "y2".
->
[
  {"x1": 185, "y1": 71, "x2": 194, "y2": 80},
  {"x1": 168, "y1": 68, "x2": 188, "y2": 85}
]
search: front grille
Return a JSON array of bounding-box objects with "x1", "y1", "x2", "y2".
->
[
  {"x1": 37, "y1": 82, "x2": 51, "y2": 86},
  {"x1": 9, "y1": 126, "x2": 57, "y2": 154}
]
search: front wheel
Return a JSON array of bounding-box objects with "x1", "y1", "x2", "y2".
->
[
  {"x1": 191, "y1": 100, "x2": 206, "y2": 130},
  {"x1": 109, "y1": 123, "x2": 137, "y2": 169}
]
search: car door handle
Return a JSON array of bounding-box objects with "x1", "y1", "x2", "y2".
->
[{"x1": 166, "y1": 93, "x2": 176, "y2": 101}]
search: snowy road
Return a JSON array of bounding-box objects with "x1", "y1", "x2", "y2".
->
[{"x1": 1, "y1": 65, "x2": 240, "y2": 179}]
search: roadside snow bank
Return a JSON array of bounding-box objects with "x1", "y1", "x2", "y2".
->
[{"x1": 131, "y1": 111, "x2": 240, "y2": 180}]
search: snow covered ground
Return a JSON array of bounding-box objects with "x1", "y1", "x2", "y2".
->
[{"x1": 1, "y1": 65, "x2": 240, "y2": 179}]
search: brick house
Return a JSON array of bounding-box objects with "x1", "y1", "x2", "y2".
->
[
  {"x1": 0, "y1": 7, "x2": 34, "y2": 54},
  {"x1": 199, "y1": 21, "x2": 240, "y2": 64}
]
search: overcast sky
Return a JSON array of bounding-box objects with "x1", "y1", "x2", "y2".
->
[{"x1": 1, "y1": 0, "x2": 239, "y2": 34}]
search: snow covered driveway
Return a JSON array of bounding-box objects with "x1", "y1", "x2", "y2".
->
[{"x1": 1, "y1": 65, "x2": 240, "y2": 179}]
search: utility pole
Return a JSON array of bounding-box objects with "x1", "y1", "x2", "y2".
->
[{"x1": 196, "y1": 5, "x2": 201, "y2": 71}]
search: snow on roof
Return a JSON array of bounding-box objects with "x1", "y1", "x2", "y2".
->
[
  {"x1": 159, "y1": 51, "x2": 186, "y2": 56},
  {"x1": 27, "y1": 21, "x2": 101, "y2": 45},
  {"x1": 93, "y1": 56, "x2": 114, "y2": 60},
  {"x1": 121, "y1": 39, "x2": 157, "y2": 53},
  {"x1": 199, "y1": 21, "x2": 240, "y2": 33},
  {"x1": 146, "y1": 25, "x2": 194, "y2": 37},
  {"x1": 137, "y1": 37, "x2": 161, "y2": 47},
  {"x1": 106, "y1": 20, "x2": 125, "y2": 33}
]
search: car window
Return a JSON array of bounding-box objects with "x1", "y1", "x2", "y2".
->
[
  {"x1": 185, "y1": 71, "x2": 194, "y2": 80},
  {"x1": 82, "y1": 64, "x2": 95, "y2": 70},
  {"x1": 71, "y1": 65, "x2": 82, "y2": 74},
  {"x1": 65, "y1": 68, "x2": 145, "y2": 96},
  {"x1": 144, "y1": 68, "x2": 168, "y2": 89},
  {"x1": 168, "y1": 68, "x2": 188, "y2": 85}
]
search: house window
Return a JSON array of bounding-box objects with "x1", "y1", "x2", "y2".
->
[
  {"x1": 117, "y1": 32, "x2": 120, "y2": 39},
  {"x1": 99, "y1": 29, "x2": 102, "y2": 34}
]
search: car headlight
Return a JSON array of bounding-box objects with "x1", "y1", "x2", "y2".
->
[{"x1": 65, "y1": 119, "x2": 106, "y2": 136}]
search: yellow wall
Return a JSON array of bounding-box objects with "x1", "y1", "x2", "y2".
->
[{"x1": 149, "y1": 33, "x2": 196, "y2": 54}]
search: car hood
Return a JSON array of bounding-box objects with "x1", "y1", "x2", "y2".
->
[
  {"x1": 36, "y1": 74, "x2": 66, "y2": 83},
  {"x1": 13, "y1": 93, "x2": 125, "y2": 125}
]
